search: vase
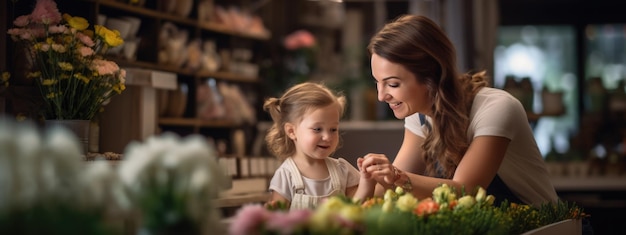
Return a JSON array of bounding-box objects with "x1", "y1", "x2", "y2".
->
[{"x1": 46, "y1": 119, "x2": 90, "y2": 154}]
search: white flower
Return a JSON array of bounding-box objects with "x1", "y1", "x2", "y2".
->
[
  {"x1": 117, "y1": 132, "x2": 229, "y2": 227},
  {"x1": 80, "y1": 161, "x2": 131, "y2": 210},
  {"x1": 41, "y1": 127, "x2": 83, "y2": 200},
  {"x1": 0, "y1": 118, "x2": 93, "y2": 212}
]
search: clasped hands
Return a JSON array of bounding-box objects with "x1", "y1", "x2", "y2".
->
[{"x1": 357, "y1": 153, "x2": 411, "y2": 191}]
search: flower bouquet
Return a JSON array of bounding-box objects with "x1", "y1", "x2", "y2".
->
[
  {"x1": 0, "y1": 117, "x2": 127, "y2": 235},
  {"x1": 0, "y1": 116, "x2": 232, "y2": 235},
  {"x1": 7, "y1": 0, "x2": 126, "y2": 120},
  {"x1": 229, "y1": 184, "x2": 588, "y2": 235},
  {"x1": 118, "y1": 133, "x2": 231, "y2": 235}
]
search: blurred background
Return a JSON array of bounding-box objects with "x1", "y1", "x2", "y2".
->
[{"x1": 2, "y1": 0, "x2": 626, "y2": 234}]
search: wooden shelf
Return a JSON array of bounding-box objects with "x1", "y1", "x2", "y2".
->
[
  {"x1": 551, "y1": 176, "x2": 626, "y2": 191},
  {"x1": 158, "y1": 118, "x2": 246, "y2": 128},
  {"x1": 95, "y1": 0, "x2": 270, "y2": 40},
  {"x1": 214, "y1": 192, "x2": 270, "y2": 208},
  {"x1": 114, "y1": 59, "x2": 259, "y2": 83}
]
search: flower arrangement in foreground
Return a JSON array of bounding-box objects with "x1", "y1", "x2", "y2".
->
[
  {"x1": 118, "y1": 133, "x2": 231, "y2": 235},
  {"x1": 0, "y1": 116, "x2": 231, "y2": 235},
  {"x1": 0, "y1": 117, "x2": 127, "y2": 234},
  {"x1": 230, "y1": 184, "x2": 588, "y2": 235},
  {"x1": 7, "y1": 0, "x2": 126, "y2": 120}
]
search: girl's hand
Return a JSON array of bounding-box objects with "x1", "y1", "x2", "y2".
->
[
  {"x1": 265, "y1": 200, "x2": 289, "y2": 211},
  {"x1": 357, "y1": 157, "x2": 372, "y2": 179}
]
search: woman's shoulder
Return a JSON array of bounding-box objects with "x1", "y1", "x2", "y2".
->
[{"x1": 474, "y1": 87, "x2": 524, "y2": 108}]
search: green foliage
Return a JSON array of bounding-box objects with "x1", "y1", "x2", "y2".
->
[{"x1": 501, "y1": 200, "x2": 588, "y2": 234}]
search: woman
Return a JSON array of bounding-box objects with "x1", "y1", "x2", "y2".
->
[{"x1": 359, "y1": 14, "x2": 558, "y2": 207}]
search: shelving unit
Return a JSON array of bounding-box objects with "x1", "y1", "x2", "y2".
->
[{"x1": 59, "y1": 0, "x2": 273, "y2": 155}]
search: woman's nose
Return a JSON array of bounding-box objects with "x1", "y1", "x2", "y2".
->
[{"x1": 377, "y1": 86, "x2": 389, "y2": 102}]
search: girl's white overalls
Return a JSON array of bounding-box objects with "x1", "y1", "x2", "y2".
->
[{"x1": 285, "y1": 157, "x2": 342, "y2": 210}]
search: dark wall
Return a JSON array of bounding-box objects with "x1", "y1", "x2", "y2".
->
[{"x1": 499, "y1": 0, "x2": 626, "y2": 25}]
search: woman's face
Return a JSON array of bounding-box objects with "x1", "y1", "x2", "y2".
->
[{"x1": 371, "y1": 53, "x2": 432, "y2": 119}]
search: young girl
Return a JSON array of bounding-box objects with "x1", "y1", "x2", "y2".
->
[{"x1": 264, "y1": 82, "x2": 374, "y2": 210}]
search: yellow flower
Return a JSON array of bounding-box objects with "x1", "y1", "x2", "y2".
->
[
  {"x1": 432, "y1": 184, "x2": 456, "y2": 204},
  {"x1": 46, "y1": 92, "x2": 57, "y2": 98},
  {"x1": 113, "y1": 84, "x2": 126, "y2": 94},
  {"x1": 63, "y1": 14, "x2": 89, "y2": 30},
  {"x1": 396, "y1": 193, "x2": 418, "y2": 212},
  {"x1": 41, "y1": 79, "x2": 58, "y2": 86},
  {"x1": 8, "y1": 1, "x2": 126, "y2": 120},
  {"x1": 384, "y1": 189, "x2": 398, "y2": 201},
  {"x1": 83, "y1": 29, "x2": 94, "y2": 38},
  {"x1": 27, "y1": 72, "x2": 41, "y2": 78},
  {"x1": 95, "y1": 25, "x2": 124, "y2": 47},
  {"x1": 382, "y1": 200, "x2": 394, "y2": 213},
  {"x1": 485, "y1": 195, "x2": 495, "y2": 206},
  {"x1": 456, "y1": 195, "x2": 476, "y2": 209},
  {"x1": 475, "y1": 187, "x2": 486, "y2": 202},
  {"x1": 1, "y1": 72, "x2": 9, "y2": 87},
  {"x1": 338, "y1": 204, "x2": 363, "y2": 222},
  {"x1": 58, "y1": 62, "x2": 73, "y2": 71},
  {"x1": 74, "y1": 73, "x2": 90, "y2": 84},
  {"x1": 51, "y1": 43, "x2": 67, "y2": 53}
]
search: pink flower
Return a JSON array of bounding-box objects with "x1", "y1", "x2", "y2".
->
[
  {"x1": 48, "y1": 25, "x2": 68, "y2": 34},
  {"x1": 20, "y1": 30, "x2": 35, "y2": 40},
  {"x1": 229, "y1": 204, "x2": 271, "y2": 235},
  {"x1": 7, "y1": 28, "x2": 23, "y2": 37},
  {"x1": 40, "y1": 44, "x2": 50, "y2": 52},
  {"x1": 79, "y1": 46, "x2": 94, "y2": 57},
  {"x1": 91, "y1": 59, "x2": 120, "y2": 75},
  {"x1": 13, "y1": 15, "x2": 30, "y2": 27},
  {"x1": 77, "y1": 32, "x2": 95, "y2": 47},
  {"x1": 283, "y1": 30, "x2": 316, "y2": 50},
  {"x1": 30, "y1": 0, "x2": 62, "y2": 25},
  {"x1": 265, "y1": 209, "x2": 312, "y2": 235}
]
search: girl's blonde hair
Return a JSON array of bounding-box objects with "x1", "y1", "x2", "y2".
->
[{"x1": 263, "y1": 82, "x2": 346, "y2": 160}]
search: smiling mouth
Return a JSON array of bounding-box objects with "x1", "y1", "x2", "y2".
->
[{"x1": 389, "y1": 102, "x2": 402, "y2": 108}]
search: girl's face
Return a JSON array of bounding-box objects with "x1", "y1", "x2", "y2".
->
[
  {"x1": 371, "y1": 53, "x2": 432, "y2": 118},
  {"x1": 285, "y1": 103, "x2": 341, "y2": 161}
]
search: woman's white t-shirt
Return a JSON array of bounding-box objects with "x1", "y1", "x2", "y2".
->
[{"x1": 404, "y1": 87, "x2": 558, "y2": 206}]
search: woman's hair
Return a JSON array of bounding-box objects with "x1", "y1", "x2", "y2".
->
[
  {"x1": 367, "y1": 14, "x2": 489, "y2": 178},
  {"x1": 263, "y1": 82, "x2": 346, "y2": 160}
]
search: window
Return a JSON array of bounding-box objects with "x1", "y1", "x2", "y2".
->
[{"x1": 494, "y1": 25, "x2": 578, "y2": 157}]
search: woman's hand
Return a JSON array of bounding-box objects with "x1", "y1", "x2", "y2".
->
[{"x1": 359, "y1": 153, "x2": 398, "y2": 185}]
